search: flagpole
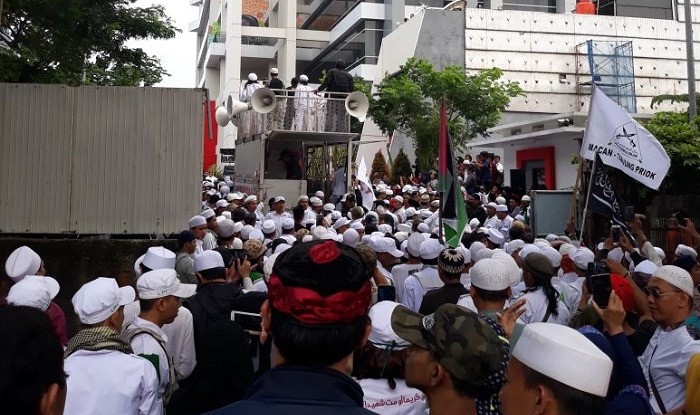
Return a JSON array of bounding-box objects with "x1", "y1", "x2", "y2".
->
[
  {"x1": 567, "y1": 154, "x2": 584, "y2": 240},
  {"x1": 579, "y1": 156, "x2": 596, "y2": 244}
]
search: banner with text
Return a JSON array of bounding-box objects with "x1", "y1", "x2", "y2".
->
[{"x1": 580, "y1": 86, "x2": 670, "y2": 190}]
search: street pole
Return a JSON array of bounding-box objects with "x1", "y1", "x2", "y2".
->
[{"x1": 684, "y1": 0, "x2": 697, "y2": 120}]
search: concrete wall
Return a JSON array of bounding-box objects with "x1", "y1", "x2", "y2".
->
[{"x1": 0, "y1": 239, "x2": 178, "y2": 337}]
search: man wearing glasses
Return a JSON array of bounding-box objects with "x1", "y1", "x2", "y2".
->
[{"x1": 638, "y1": 265, "x2": 700, "y2": 415}]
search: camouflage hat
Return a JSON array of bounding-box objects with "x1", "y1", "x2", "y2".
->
[{"x1": 391, "y1": 303, "x2": 503, "y2": 388}]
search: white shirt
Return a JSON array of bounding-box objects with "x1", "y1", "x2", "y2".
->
[
  {"x1": 483, "y1": 215, "x2": 501, "y2": 230},
  {"x1": 358, "y1": 378, "x2": 427, "y2": 415},
  {"x1": 280, "y1": 233, "x2": 297, "y2": 245},
  {"x1": 456, "y1": 294, "x2": 478, "y2": 313},
  {"x1": 498, "y1": 215, "x2": 513, "y2": 239},
  {"x1": 639, "y1": 326, "x2": 700, "y2": 413},
  {"x1": 202, "y1": 230, "x2": 218, "y2": 251},
  {"x1": 376, "y1": 261, "x2": 395, "y2": 285},
  {"x1": 551, "y1": 277, "x2": 581, "y2": 314},
  {"x1": 424, "y1": 210, "x2": 439, "y2": 230},
  {"x1": 391, "y1": 263, "x2": 424, "y2": 304},
  {"x1": 304, "y1": 208, "x2": 317, "y2": 223},
  {"x1": 394, "y1": 207, "x2": 406, "y2": 223},
  {"x1": 265, "y1": 211, "x2": 292, "y2": 234},
  {"x1": 402, "y1": 266, "x2": 443, "y2": 312},
  {"x1": 128, "y1": 317, "x2": 171, "y2": 400},
  {"x1": 64, "y1": 349, "x2": 162, "y2": 415},
  {"x1": 516, "y1": 287, "x2": 571, "y2": 325},
  {"x1": 123, "y1": 302, "x2": 197, "y2": 381}
]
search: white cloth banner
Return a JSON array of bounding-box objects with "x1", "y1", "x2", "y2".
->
[
  {"x1": 357, "y1": 157, "x2": 375, "y2": 211},
  {"x1": 581, "y1": 86, "x2": 670, "y2": 190}
]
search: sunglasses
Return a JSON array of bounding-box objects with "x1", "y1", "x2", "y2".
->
[{"x1": 642, "y1": 286, "x2": 681, "y2": 299}]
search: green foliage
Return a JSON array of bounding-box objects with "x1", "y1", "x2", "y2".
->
[
  {"x1": 369, "y1": 58, "x2": 523, "y2": 169},
  {"x1": 371, "y1": 150, "x2": 390, "y2": 182},
  {"x1": 205, "y1": 164, "x2": 223, "y2": 180},
  {"x1": 1, "y1": 0, "x2": 178, "y2": 86},
  {"x1": 391, "y1": 149, "x2": 412, "y2": 183},
  {"x1": 650, "y1": 93, "x2": 700, "y2": 109}
]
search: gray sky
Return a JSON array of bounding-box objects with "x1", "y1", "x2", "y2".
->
[{"x1": 129, "y1": 1, "x2": 197, "y2": 88}]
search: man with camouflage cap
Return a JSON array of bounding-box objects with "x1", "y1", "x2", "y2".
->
[{"x1": 391, "y1": 303, "x2": 509, "y2": 415}]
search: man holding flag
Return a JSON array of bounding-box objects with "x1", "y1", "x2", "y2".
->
[{"x1": 438, "y1": 100, "x2": 468, "y2": 248}]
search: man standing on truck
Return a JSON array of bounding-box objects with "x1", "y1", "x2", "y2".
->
[
  {"x1": 315, "y1": 59, "x2": 354, "y2": 132},
  {"x1": 265, "y1": 68, "x2": 285, "y2": 130}
]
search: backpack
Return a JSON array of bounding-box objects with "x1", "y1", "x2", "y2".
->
[{"x1": 123, "y1": 324, "x2": 179, "y2": 404}]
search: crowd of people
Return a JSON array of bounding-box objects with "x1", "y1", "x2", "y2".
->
[{"x1": 3, "y1": 156, "x2": 700, "y2": 415}]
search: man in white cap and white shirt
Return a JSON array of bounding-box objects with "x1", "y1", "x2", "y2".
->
[
  {"x1": 483, "y1": 202, "x2": 501, "y2": 230},
  {"x1": 369, "y1": 235, "x2": 403, "y2": 284},
  {"x1": 638, "y1": 265, "x2": 700, "y2": 414},
  {"x1": 126, "y1": 246, "x2": 198, "y2": 385},
  {"x1": 265, "y1": 196, "x2": 291, "y2": 233},
  {"x1": 123, "y1": 269, "x2": 196, "y2": 404},
  {"x1": 499, "y1": 323, "x2": 613, "y2": 415},
  {"x1": 6, "y1": 275, "x2": 60, "y2": 312},
  {"x1": 189, "y1": 215, "x2": 208, "y2": 255},
  {"x1": 243, "y1": 195, "x2": 265, "y2": 229},
  {"x1": 402, "y1": 238, "x2": 444, "y2": 312},
  {"x1": 294, "y1": 74, "x2": 314, "y2": 131},
  {"x1": 64, "y1": 277, "x2": 162, "y2": 415},
  {"x1": 315, "y1": 190, "x2": 326, "y2": 203},
  {"x1": 201, "y1": 208, "x2": 219, "y2": 251},
  {"x1": 391, "y1": 233, "x2": 425, "y2": 302},
  {"x1": 4, "y1": 245, "x2": 68, "y2": 346},
  {"x1": 279, "y1": 218, "x2": 297, "y2": 245},
  {"x1": 391, "y1": 195, "x2": 406, "y2": 223},
  {"x1": 510, "y1": 195, "x2": 530, "y2": 220},
  {"x1": 261, "y1": 219, "x2": 278, "y2": 245},
  {"x1": 496, "y1": 204, "x2": 513, "y2": 240}
]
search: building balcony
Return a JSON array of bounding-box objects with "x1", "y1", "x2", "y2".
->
[{"x1": 197, "y1": 32, "x2": 226, "y2": 69}]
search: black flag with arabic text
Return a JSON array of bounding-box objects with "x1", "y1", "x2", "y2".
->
[{"x1": 587, "y1": 153, "x2": 629, "y2": 231}]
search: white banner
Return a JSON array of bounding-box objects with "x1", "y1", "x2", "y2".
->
[
  {"x1": 581, "y1": 86, "x2": 670, "y2": 190},
  {"x1": 357, "y1": 157, "x2": 375, "y2": 211}
]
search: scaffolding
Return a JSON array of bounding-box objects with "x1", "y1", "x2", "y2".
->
[{"x1": 575, "y1": 40, "x2": 637, "y2": 113}]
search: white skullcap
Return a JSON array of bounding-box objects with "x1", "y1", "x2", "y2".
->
[
  {"x1": 369, "y1": 301, "x2": 411, "y2": 350},
  {"x1": 430, "y1": 200, "x2": 439, "y2": 208},
  {"x1": 495, "y1": 205, "x2": 508, "y2": 212},
  {"x1": 487, "y1": 229, "x2": 504, "y2": 246},
  {"x1": 654, "y1": 247, "x2": 666, "y2": 260},
  {"x1": 675, "y1": 244, "x2": 698, "y2": 261},
  {"x1": 248, "y1": 73, "x2": 258, "y2": 81},
  {"x1": 262, "y1": 220, "x2": 277, "y2": 234},
  {"x1": 505, "y1": 239, "x2": 525, "y2": 255},
  {"x1": 513, "y1": 323, "x2": 613, "y2": 397},
  {"x1": 386, "y1": 189, "x2": 394, "y2": 197},
  {"x1": 559, "y1": 243, "x2": 576, "y2": 257},
  {"x1": 342, "y1": 228, "x2": 360, "y2": 247},
  {"x1": 231, "y1": 238, "x2": 243, "y2": 249},
  {"x1": 315, "y1": 191, "x2": 325, "y2": 198},
  {"x1": 201, "y1": 208, "x2": 216, "y2": 219},
  {"x1": 244, "y1": 195, "x2": 258, "y2": 204},
  {"x1": 492, "y1": 251, "x2": 522, "y2": 286},
  {"x1": 298, "y1": 195, "x2": 309, "y2": 202},
  {"x1": 487, "y1": 202, "x2": 498, "y2": 209},
  {"x1": 302, "y1": 235, "x2": 313, "y2": 243},
  {"x1": 634, "y1": 260, "x2": 657, "y2": 275},
  {"x1": 572, "y1": 247, "x2": 595, "y2": 269},
  {"x1": 249, "y1": 229, "x2": 264, "y2": 241},
  {"x1": 518, "y1": 244, "x2": 541, "y2": 260},
  {"x1": 521, "y1": 195, "x2": 531, "y2": 202},
  {"x1": 299, "y1": 74, "x2": 309, "y2": 82},
  {"x1": 5, "y1": 246, "x2": 42, "y2": 282},
  {"x1": 406, "y1": 233, "x2": 424, "y2": 257},
  {"x1": 393, "y1": 195, "x2": 404, "y2": 204},
  {"x1": 194, "y1": 250, "x2": 225, "y2": 272},
  {"x1": 469, "y1": 218, "x2": 481, "y2": 230},
  {"x1": 72, "y1": 278, "x2": 135, "y2": 325},
  {"x1": 653, "y1": 265, "x2": 694, "y2": 296},
  {"x1": 545, "y1": 234, "x2": 558, "y2": 242},
  {"x1": 469, "y1": 241, "x2": 487, "y2": 261},
  {"x1": 282, "y1": 218, "x2": 295, "y2": 230},
  {"x1": 417, "y1": 223, "x2": 430, "y2": 234},
  {"x1": 270, "y1": 68, "x2": 279, "y2": 75},
  {"x1": 333, "y1": 217, "x2": 351, "y2": 230},
  {"x1": 541, "y1": 246, "x2": 562, "y2": 268},
  {"x1": 405, "y1": 207, "x2": 417, "y2": 218},
  {"x1": 142, "y1": 246, "x2": 176, "y2": 270},
  {"x1": 312, "y1": 226, "x2": 328, "y2": 240},
  {"x1": 455, "y1": 245, "x2": 472, "y2": 264},
  {"x1": 496, "y1": 196, "x2": 506, "y2": 205},
  {"x1": 232, "y1": 221, "x2": 244, "y2": 234},
  {"x1": 7, "y1": 276, "x2": 60, "y2": 311},
  {"x1": 311, "y1": 197, "x2": 323, "y2": 207},
  {"x1": 471, "y1": 258, "x2": 511, "y2": 291},
  {"x1": 323, "y1": 203, "x2": 335, "y2": 212},
  {"x1": 331, "y1": 211, "x2": 342, "y2": 221},
  {"x1": 607, "y1": 247, "x2": 624, "y2": 263},
  {"x1": 189, "y1": 215, "x2": 206, "y2": 228},
  {"x1": 240, "y1": 225, "x2": 255, "y2": 240},
  {"x1": 137, "y1": 269, "x2": 196, "y2": 300},
  {"x1": 393, "y1": 232, "x2": 409, "y2": 243},
  {"x1": 370, "y1": 236, "x2": 404, "y2": 258},
  {"x1": 222, "y1": 211, "x2": 232, "y2": 219},
  {"x1": 219, "y1": 185, "x2": 230, "y2": 194},
  {"x1": 419, "y1": 239, "x2": 442, "y2": 260},
  {"x1": 218, "y1": 219, "x2": 236, "y2": 238},
  {"x1": 377, "y1": 224, "x2": 393, "y2": 234},
  {"x1": 351, "y1": 221, "x2": 365, "y2": 230},
  {"x1": 474, "y1": 248, "x2": 494, "y2": 263},
  {"x1": 215, "y1": 199, "x2": 229, "y2": 208}
]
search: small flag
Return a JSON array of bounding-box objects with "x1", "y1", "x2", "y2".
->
[
  {"x1": 438, "y1": 100, "x2": 468, "y2": 248},
  {"x1": 357, "y1": 157, "x2": 375, "y2": 211},
  {"x1": 581, "y1": 86, "x2": 670, "y2": 190},
  {"x1": 587, "y1": 153, "x2": 629, "y2": 231}
]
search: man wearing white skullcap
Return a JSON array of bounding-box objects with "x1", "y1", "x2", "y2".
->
[
  {"x1": 4, "y1": 245, "x2": 68, "y2": 345},
  {"x1": 638, "y1": 265, "x2": 700, "y2": 413},
  {"x1": 265, "y1": 196, "x2": 291, "y2": 235},
  {"x1": 294, "y1": 74, "x2": 314, "y2": 131},
  {"x1": 499, "y1": 323, "x2": 613, "y2": 415},
  {"x1": 495, "y1": 204, "x2": 513, "y2": 241},
  {"x1": 189, "y1": 215, "x2": 207, "y2": 255},
  {"x1": 402, "y1": 239, "x2": 444, "y2": 312},
  {"x1": 239, "y1": 72, "x2": 264, "y2": 137},
  {"x1": 675, "y1": 244, "x2": 698, "y2": 262},
  {"x1": 64, "y1": 278, "x2": 161, "y2": 415}
]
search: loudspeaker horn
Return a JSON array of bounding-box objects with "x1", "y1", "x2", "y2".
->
[
  {"x1": 345, "y1": 91, "x2": 369, "y2": 122},
  {"x1": 215, "y1": 105, "x2": 231, "y2": 127},
  {"x1": 251, "y1": 88, "x2": 277, "y2": 114},
  {"x1": 215, "y1": 95, "x2": 250, "y2": 127}
]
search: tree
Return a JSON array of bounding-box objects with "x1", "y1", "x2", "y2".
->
[
  {"x1": 1, "y1": 0, "x2": 178, "y2": 86},
  {"x1": 369, "y1": 58, "x2": 523, "y2": 170},
  {"x1": 391, "y1": 148, "x2": 412, "y2": 184},
  {"x1": 371, "y1": 150, "x2": 390, "y2": 183},
  {"x1": 650, "y1": 93, "x2": 700, "y2": 110}
]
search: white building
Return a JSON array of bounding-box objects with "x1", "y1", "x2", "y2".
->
[{"x1": 355, "y1": 0, "x2": 699, "y2": 192}]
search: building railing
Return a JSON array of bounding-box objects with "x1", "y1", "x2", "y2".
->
[{"x1": 235, "y1": 90, "x2": 357, "y2": 142}]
